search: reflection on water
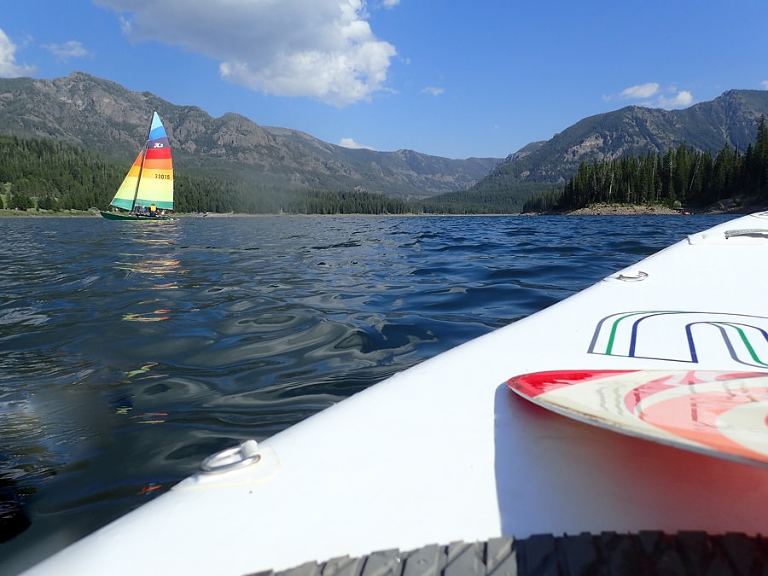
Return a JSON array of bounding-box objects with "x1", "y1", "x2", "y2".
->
[
  {"x1": 115, "y1": 223, "x2": 185, "y2": 321},
  {"x1": 0, "y1": 214, "x2": 731, "y2": 573}
]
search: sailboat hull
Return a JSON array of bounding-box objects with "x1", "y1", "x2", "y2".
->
[{"x1": 99, "y1": 211, "x2": 173, "y2": 221}]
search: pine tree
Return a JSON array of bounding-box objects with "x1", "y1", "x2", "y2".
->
[{"x1": 10, "y1": 189, "x2": 32, "y2": 210}]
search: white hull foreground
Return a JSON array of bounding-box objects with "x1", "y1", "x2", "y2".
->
[{"x1": 27, "y1": 213, "x2": 768, "y2": 575}]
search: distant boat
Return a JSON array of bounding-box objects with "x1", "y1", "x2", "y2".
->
[{"x1": 100, "y1": 111, "x2": 174, "y2": 220}]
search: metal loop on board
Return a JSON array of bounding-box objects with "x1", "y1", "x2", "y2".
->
[
  {"x1": 615, "y1": 270, "x2": 648, "y2": 282},
  {"x1": 200, "y1": 440, "x2": 261, "y2": 474}
]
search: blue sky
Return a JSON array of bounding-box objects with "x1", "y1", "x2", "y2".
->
[{"x1": 2, "y1": 0, "x2": 767, "y2": 159}]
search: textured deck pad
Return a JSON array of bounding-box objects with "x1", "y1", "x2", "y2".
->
[
  {"x1": 507, "y1": 370, "x2": 768, "y2": 467},
  {"x1": 257, "y1": 532, "x2": 768, "y2": 576}
]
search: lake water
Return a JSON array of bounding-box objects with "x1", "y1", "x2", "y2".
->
[{"x1": 0, "y1": 213, "x2": 731, "y2": 572}]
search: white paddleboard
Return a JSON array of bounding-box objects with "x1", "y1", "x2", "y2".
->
[{"x1": 24, "y1": 212, "x2": 768, "y2": 576}]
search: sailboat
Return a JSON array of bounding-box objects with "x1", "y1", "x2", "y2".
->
[{"x1": 100, "y1": 111, "x2": 174, "y2": 220}]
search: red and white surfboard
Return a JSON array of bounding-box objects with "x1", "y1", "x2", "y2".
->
[{"x1": 508, "y1": 369, "x2": 768, "y2": 467}]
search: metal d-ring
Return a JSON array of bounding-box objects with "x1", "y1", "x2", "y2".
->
[
  {"x1": 615, "y1": 270, "x2": 648, "y2": 282},
  {"x1": 200, "y1": 440, "x2": 261, "y2": 474}
]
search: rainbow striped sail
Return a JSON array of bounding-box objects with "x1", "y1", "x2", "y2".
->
[{"x1": 109, "y1": 111, "x2": 174, "y2": 212}]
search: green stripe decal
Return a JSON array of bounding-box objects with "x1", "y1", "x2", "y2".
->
[
  {"x1": 605, "y1": 312, "x2": 641, "y2": 355},
  {"x1": 732, "y1": 325, "x2": 768, "y2": 367}
]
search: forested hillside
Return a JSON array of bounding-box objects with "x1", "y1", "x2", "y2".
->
[
  {"x1": 0, "y1": 136, "x2": 122, "y2": 210},
  {"x1": 0, "y1": 135, "x2": 414, "y2": 214},
  {"x1": 523, "y1": 117, "x2": 768, "y2": 212},
  {"x1": 421, "y1": 182, "x2": 549, "y2": 214}
]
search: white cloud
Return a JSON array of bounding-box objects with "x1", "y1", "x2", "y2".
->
[
  {"x1": 620, "y1": 82, "x2": 660, "y2": 99},
  {"x1": 613, "y1": 81, "x2": 694, "y2": 110},
  {"x1": 761, "y1": 80, "x2": 768, "y2": 90},
  {"x1": 657, "y1": 90, "x2": 693, "y2": 109},
  {"x1": 421, "y1": 86, "x2": 444, "y2": 96},
  {"x1": 0, "y1": 27, "x2": 34, "y2": 77},
  {"x1": 96, "y1": 0, "x2": 397, "y2": 107},
  {"x1": 382, "y1": 0, "x2": 400, "y2": 7},
  {"x1": 43, "y1": 40, "x2": 89, "y2": 60},
  {"x1": 339, "y1": 137, "x2": 375, "y2": 150}
]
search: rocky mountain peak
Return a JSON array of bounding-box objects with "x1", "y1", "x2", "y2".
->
[
  {"x1": 470, "y1": 89, "x2": 768, "y2": 192},
  {"x1": 0, "y1": 72, "x2": 500, "y2": 198}
]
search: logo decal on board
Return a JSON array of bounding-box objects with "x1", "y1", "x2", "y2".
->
[{"x1": 589, "y1": 311, "x2": 768, "y2": 368}]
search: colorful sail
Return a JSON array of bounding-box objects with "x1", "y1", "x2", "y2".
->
[{"x1": 109, "y1": 111, "x2": 174, "y2": 212}]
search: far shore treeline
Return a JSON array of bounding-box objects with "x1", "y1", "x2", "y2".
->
[
  {"x1": 523, "y1": 117, "x2": 768, "y2": 213},
  {"x1": 1, "y1": 118, "x2": 767, "y2": 215},
  {"x1": 0, "y1": 136, "x2": 416, "y2": 214}
]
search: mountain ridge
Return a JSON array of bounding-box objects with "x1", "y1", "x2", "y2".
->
[
  {"x1": 0, "y1": 72, "x2": 500, "y2": 199},
  {"x1": 472, "y1": 89, "x2": 768, "y2": 194},
  {"x1": 3, "y1": 72, "x2": 768, "y2": 208}
]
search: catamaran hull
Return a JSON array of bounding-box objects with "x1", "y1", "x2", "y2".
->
[{"x1": 99, "y1": 210, "x2": 173, "y2": 221}]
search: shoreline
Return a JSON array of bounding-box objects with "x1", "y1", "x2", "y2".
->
[
  {"x1": 0, "y1": 209, "x2": 100, "y2": 217},
  {"x1": 2, "y1": 201, "x2": 765, "y2": 218}
]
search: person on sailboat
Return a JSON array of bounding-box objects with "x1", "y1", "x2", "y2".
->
[{"x1": 149, "y1": 203, "x2": 157, "y2": 217}]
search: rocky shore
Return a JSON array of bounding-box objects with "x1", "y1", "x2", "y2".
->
[
  {"x1": 564, "y1": 203, "x2": 681, "y2": 215},
  {"x1": 559, "y1": 197, "x2": 768, "y2": 216}
]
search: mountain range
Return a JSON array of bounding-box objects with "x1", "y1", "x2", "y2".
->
[
  {"x1": 1, "y1": 72, "x2": 767, "y2": 206},
  {"x1": 471, "y1": 89, "x2": 768, "y2": 196},
  {"x1": 0, "y1": 72, "x2": 499, "y2": 199}
]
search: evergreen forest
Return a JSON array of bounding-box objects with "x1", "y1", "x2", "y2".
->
[
  {"x1": 0, "y1": 134, "x2": 524, "y2": 214},
  {"x1": 523, "y1": 117, "x2": 768, "y2": 213},
  {"x1": 0, "y1": 135, "x2": 413, "y2": 215}
]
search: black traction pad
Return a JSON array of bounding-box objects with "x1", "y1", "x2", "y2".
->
[{"x1": 248, "y1": 531, "x2": 767, "y2": 576}]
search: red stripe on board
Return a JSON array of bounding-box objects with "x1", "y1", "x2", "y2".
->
[{"x1": 508, "y1": 370, "x2": 633, "y2": 398}]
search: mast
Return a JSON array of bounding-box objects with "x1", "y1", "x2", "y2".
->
[{"x1": 130, "y1": 112, "x2": 154, "y2": 212}]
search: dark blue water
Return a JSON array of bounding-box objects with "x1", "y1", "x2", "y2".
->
[{"x1": 0, "y1": 214, "x2": 730, "y2": 571}]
